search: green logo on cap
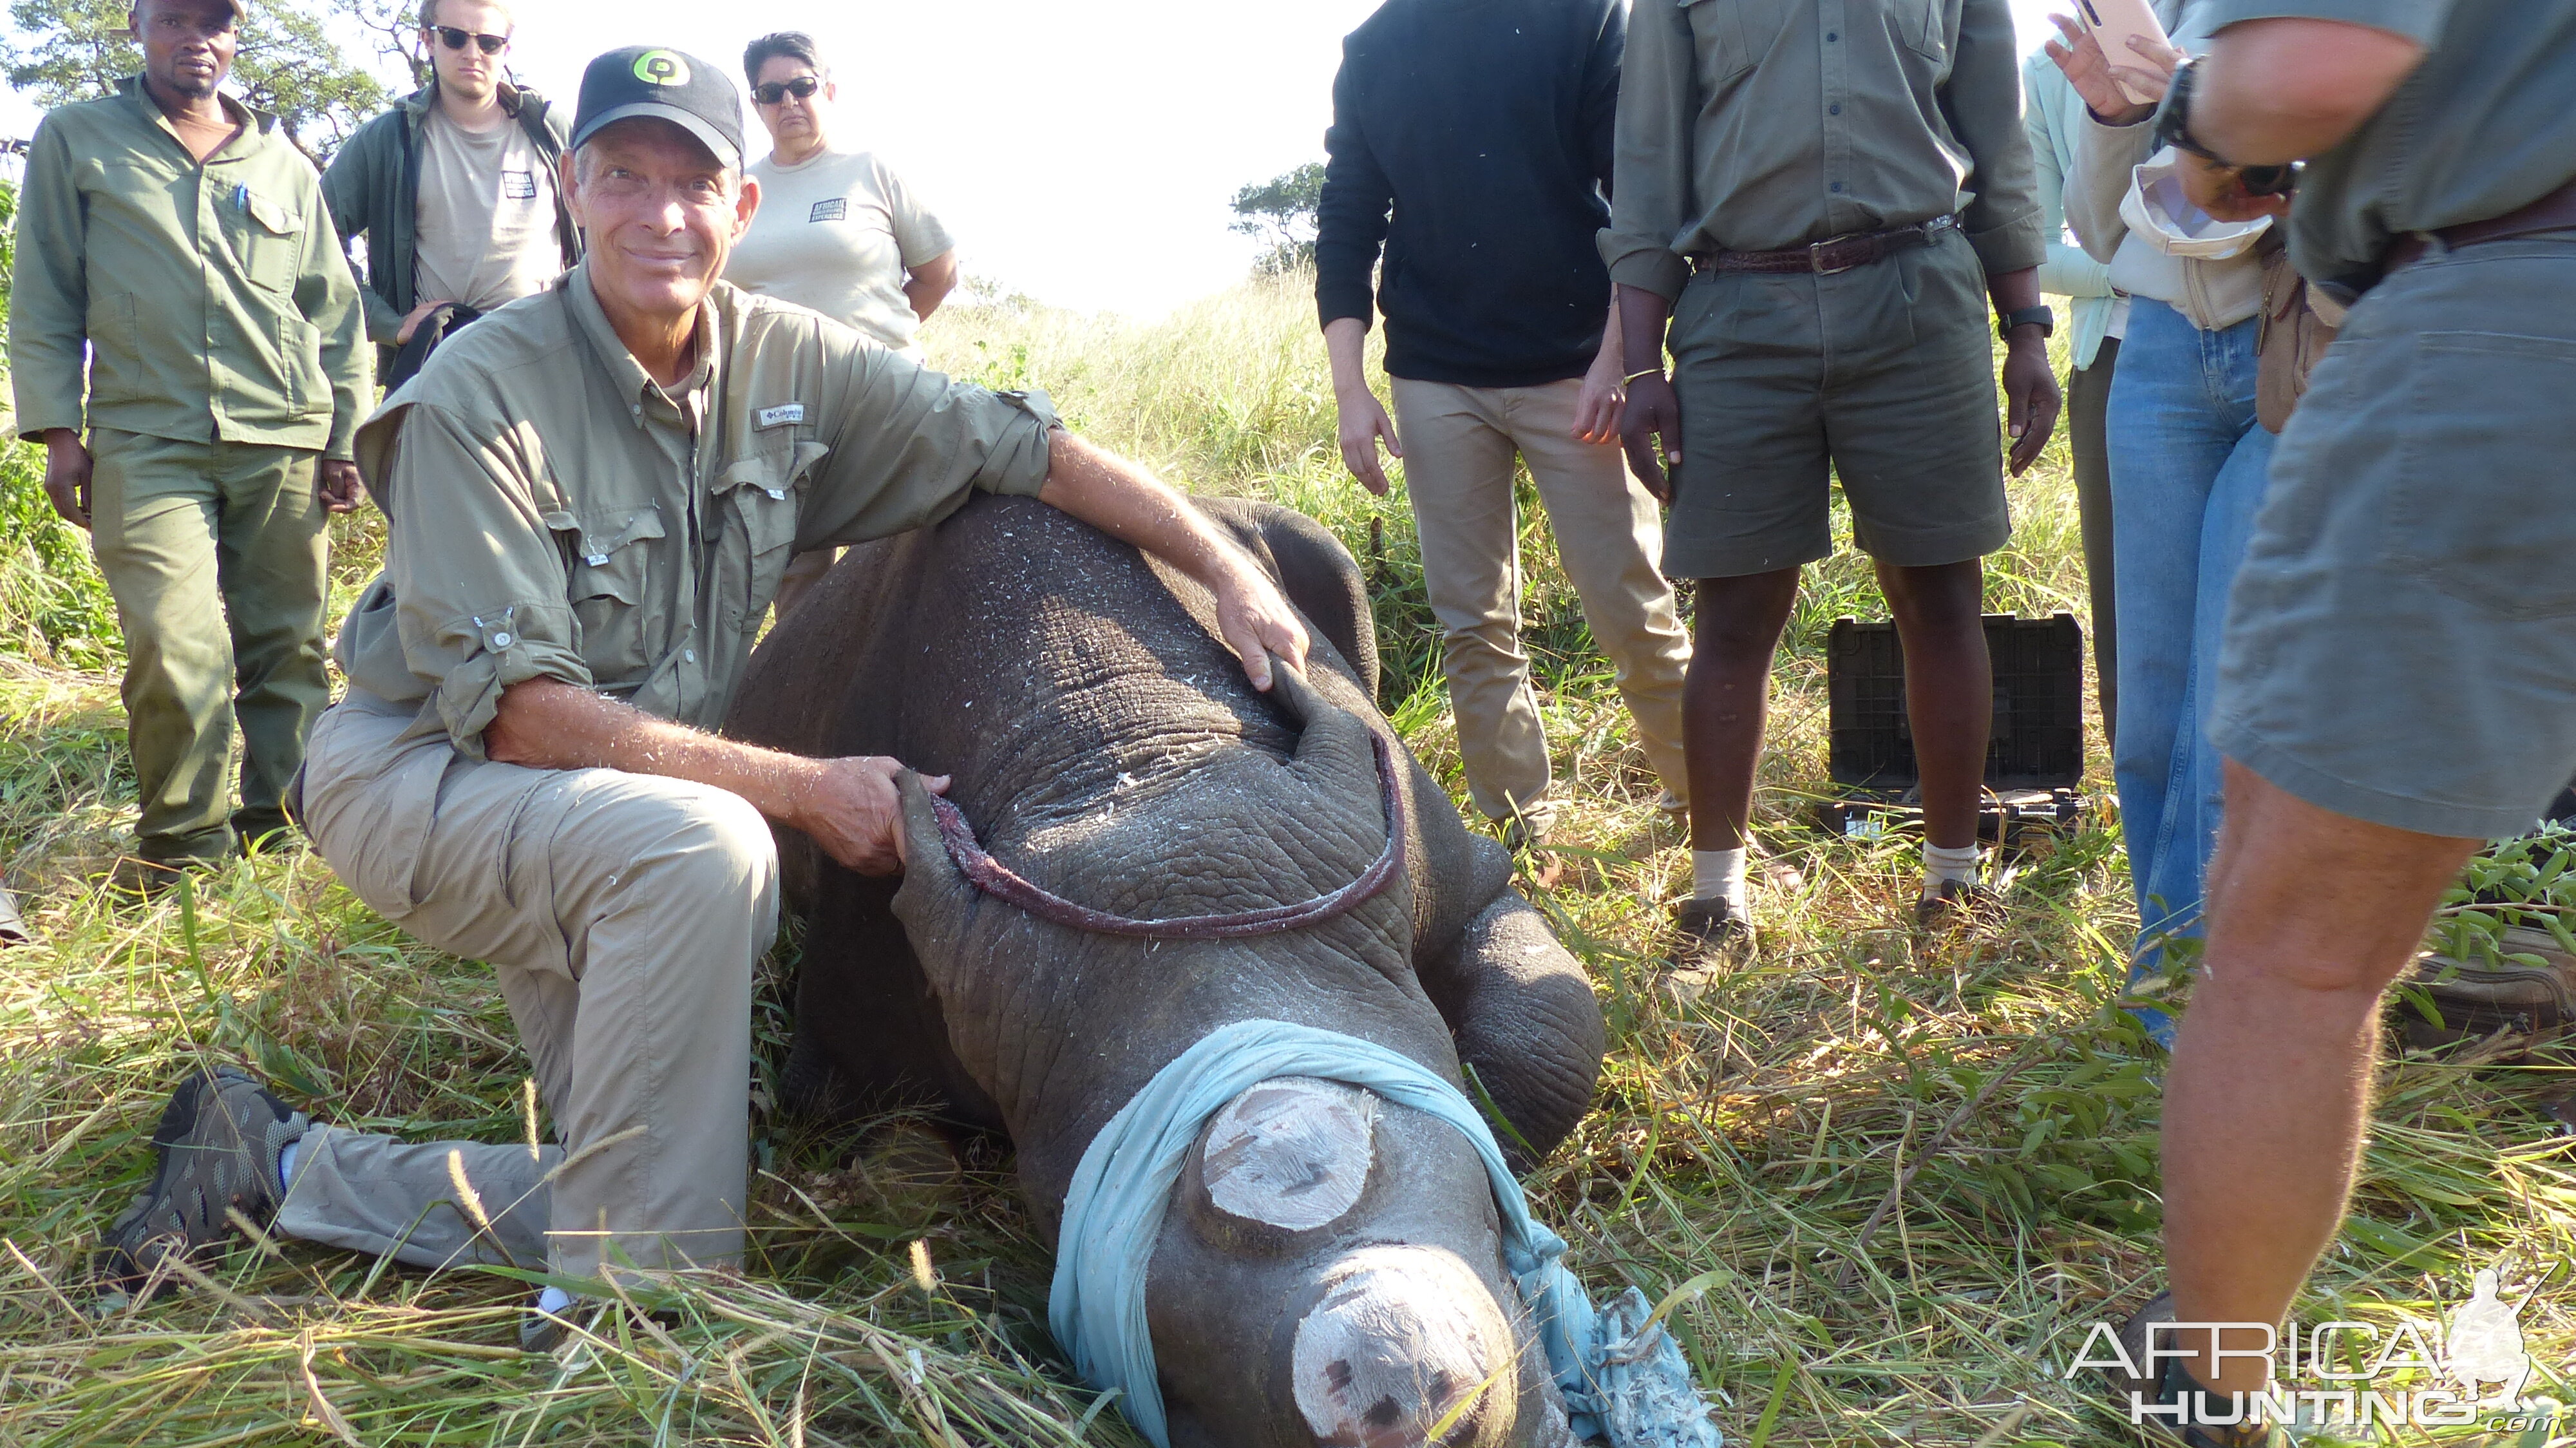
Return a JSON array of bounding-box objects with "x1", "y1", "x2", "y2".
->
[{"x1": 632, "y1": 50, "x2": 689, "y2": 86}]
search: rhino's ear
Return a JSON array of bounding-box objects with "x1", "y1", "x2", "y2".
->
[{"x1": 891, "y1": 772, "x2": 974, "y2": 930}]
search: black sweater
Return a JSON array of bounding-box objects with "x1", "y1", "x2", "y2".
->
[{"x1": 1315, "y1": 0, "x2": 1624, "y2": 389}]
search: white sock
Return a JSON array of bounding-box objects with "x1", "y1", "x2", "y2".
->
[
  {"x1": 1923, "y1": 842, "x2": 1982, "y2": 896},
  {"x1": 1692, "y1": 848, "x2": 1748, "y2": 911},
  {"x1": 276, "y1": 1139, "x2": 301, "y2": 1192}
]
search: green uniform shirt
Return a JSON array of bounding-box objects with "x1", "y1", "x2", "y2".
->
[
  {"x1": 1602, "y1": 0, "x2": 2045, "y2": 300},
  {"x1": 9, "y1": 77, "x2": 368, "y2": 458},
  {"x1": 2203, "y1": 0, "x2": 2576, "y2": 292},
  {"x1": 335, "y1": 265, "x2": 1057, "y2": 757}
]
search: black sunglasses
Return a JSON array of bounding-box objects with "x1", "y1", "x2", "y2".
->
[
  {"x1": 433, "y1": 25, "x2": 508, "y2": 55},
  {"x1": 752, "y1": 75, "x2": 822, "y2": 106}
]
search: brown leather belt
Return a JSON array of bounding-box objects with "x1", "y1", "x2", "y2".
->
[
  {"x1": 1691, "y1": 214, "x2": 1957, "y2": 276},
  {"x1": 2383, "y1": 173, "x2": 2576, "y2": 274}
]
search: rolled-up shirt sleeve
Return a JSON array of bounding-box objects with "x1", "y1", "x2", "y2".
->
[
  {"x1": 380, "y1": 402, "x2": 592, "y2": 756},
  {"x1": 1599, "y1": 0, "x2": 1698, "y2": 300},
  {"x1": 795, "y1": 340, "x2": 1058, "y2": 551},
  {"x1": 1946, "y1": 0, "x2": 2049, "y2": 274}
]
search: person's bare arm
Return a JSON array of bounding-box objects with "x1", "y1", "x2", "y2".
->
[
  {"x1": 1323, "y1": 315, "x2": 1401, "y2": 495},
  {"x1": 1573, "y1": 298, "x2": 1625, "y2": 445},
  {"x1": 2196, "y1": 17, "x2": 2425, "y2": 164},
  {"x1": 39, "y1": 428, "x2": 93, "y2": 528},
  {"x1": 2181, "y1": 17, "x2": 2427, "y2": 220},
  {"x1": 903, "y1": 249, "x2": 959, "y2": 323},
  {"x1": 1614, "y1": 283, "x2": 1680, "y2": 502},
  {"x1": 484, "y1": 678, "x2": 940, "y2": 876},
  {"x1": 1035, "y1": 429, "x2": 1310, "y2": 690},
  {"x1": 1988, "y1": 266, "x2": 2060, "y2": 477}
]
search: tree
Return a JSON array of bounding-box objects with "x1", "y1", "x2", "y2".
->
[
  {"x1": 3, "y1": 0, "x2": 403, "y2": 164},
  {"x1": 1229, "y1": 160, "x2": 1326, "y2": 275}
]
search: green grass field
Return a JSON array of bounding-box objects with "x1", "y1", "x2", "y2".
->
[{"x1": 1, "y1": 269, "x2": 2572, "y2": 1445}]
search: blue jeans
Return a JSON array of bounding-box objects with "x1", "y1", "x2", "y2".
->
[{"x1": 2107, "y1": 298, "x2": 2275, "y2": 1046}]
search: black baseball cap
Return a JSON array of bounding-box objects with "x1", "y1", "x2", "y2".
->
[{"x1": 571, "y1": 46, "x2": 744, "y2": 171}]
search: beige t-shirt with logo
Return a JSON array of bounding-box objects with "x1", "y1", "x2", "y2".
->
[
  {"x1": 728, "y1": 148, "x2": 953, "y2": 353},
  {"x1": 412, "y1": 106, "x2": 562, "y2": 314}
]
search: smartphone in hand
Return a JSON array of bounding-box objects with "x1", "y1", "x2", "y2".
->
[{"x1": 2076, "y1": 0, "x2": 2177, "y2": 106}]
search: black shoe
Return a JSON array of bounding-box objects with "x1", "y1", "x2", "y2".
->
[
  {"x1": 99, "y1": 1067, "x2": 307, "y2": 1294},
  {"x1": 1914, "y1": 877, "x2": 1994, "y2": 929},
  {"x1": 2105, "y1": 1290, "x2": 2284, "y2": 1447},
  {"x1": 106, "y1": 855, "x2": 204, "y2": 902},
  {"x1": 1669, "y1": 897, "x2": 1754, "y2": 964}
]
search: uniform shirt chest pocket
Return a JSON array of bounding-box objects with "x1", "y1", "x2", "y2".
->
[
  {"x1": 223, "y1": 188, "x2": 305, "y2": 294},
  {"x1": 1683, "y1": 0, "x2": 1790, "y2": 84},
  {"x1": 554, "y1": 506, "x2": 666, "y2": 680},
  {"x1": 716, "y1": 440, "x2": 827, "y2": 634}
]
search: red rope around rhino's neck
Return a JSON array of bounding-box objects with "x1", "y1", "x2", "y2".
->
[{"x1": 928, "y1": 729, "x2": 1410, "y2": 940}]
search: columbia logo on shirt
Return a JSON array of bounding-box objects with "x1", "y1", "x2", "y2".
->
[
  {"x1": 808, "y1": 198, "x2": 847, "y2": 223},
  {"x1": 502, "y1": 171, "x2": 538, "y2": 200}
]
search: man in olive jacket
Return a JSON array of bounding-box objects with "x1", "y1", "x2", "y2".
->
[
  {"x1": 8, "y1": 0, "x2": 370, "y2": 888},
  {"x1": 320, "y1": 0, "x2": 576, "y2": 383}
]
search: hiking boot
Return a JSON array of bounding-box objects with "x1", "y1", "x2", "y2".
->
[
  {"x1": 2105, "y1": 1290, "x2": 2284, "y2": 1447},
  {"x1": 1914, "y1": 878, "x2": 1995, "y2": 929},
  {"x1": 107, "y1": 854, "x2": 203, "y2": 902},
  {"x1": 99, "y1": 1066, "x2": 307, "y2": 1294},
  {"x1": 1669, "y1": 897, "x2": 1754, "y2": 965},
  {"x1": 1500, "y1": 812, "x2": 1564, "y2": 889},
  {"x1": 522, "y1": 1286, "x2": 580, "y2": 1353}
]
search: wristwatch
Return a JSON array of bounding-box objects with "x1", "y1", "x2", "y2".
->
[
  {"x1": 1998, "y1": 305, "x2": 2054, "y2": 343},
  {"x1": 2152, "y1": 55, "x2": 2222, "y2": 162}
]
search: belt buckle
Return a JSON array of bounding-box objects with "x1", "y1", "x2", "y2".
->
[{"x1": 1810, "y1": 234, "x2": 1861, "y2": 276}]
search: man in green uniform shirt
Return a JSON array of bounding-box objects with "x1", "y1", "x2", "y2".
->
[
  {"x1": 1604, "y1": 0, "x2": 2060, "y2": 946},
  {"x1": 8, "y1": 0, "x2": 370, "y2": 889},
  {"x1": 93, "y1": 46, "x2": 1311, "y2": 1345},
  {"x1": 2094, "y1": 3, "x2": 2576, "y2": 1442}
]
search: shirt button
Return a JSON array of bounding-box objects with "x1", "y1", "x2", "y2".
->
[
  {"x1": 491, "y1": 631, "x2": 513, "y2": 648},
  {"x1": 1830, "y1": 182, "x2": 1844, "y2": 193},
  {"x1": 1826, "y1": 31, "x2": 1838, "y2": 41},
  {"x1": 683, "y1": 649, "x2": 697, "y2": 663},
  {"x1": 1829, "y1": 103, "x2": 1842, "y2": 115}
]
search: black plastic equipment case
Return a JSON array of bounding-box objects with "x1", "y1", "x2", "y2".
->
[{"x1": 1810, "y1": 613, "x2": 2091, "y2": 852}]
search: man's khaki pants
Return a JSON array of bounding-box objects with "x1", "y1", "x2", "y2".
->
[
  {"x1": 88, "y1": 429, "x2": 330, "y2": 862},
  {"x1": 1388, "y1": 377, "x2": 1691, "y2": 823},
  {"x1": 278, "y1": 699, "x2": 777, "y2": 1281}
]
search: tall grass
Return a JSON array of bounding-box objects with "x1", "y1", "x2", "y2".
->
[{"x1": 0, "y1": 269, "x2": 2568, "y2": 1445}]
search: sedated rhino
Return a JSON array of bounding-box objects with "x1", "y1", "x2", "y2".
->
[{"x1": 725, "y1": 493, "x2": 1631, "y2": 1448}]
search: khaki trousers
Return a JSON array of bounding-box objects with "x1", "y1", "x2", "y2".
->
[
  {"x1": 1388, "y1": 377, "x2": 1691, "y2": 821},
  {"x1": 88, "y1": 428, "x2": 330, "y2": 861},
  {"x1": 278, "y1": 700, "x2": 778, "y2": 1280}
]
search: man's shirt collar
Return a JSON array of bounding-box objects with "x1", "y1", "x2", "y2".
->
[{"x1": 564, "y1": 262, "x2": 721, "y2": 424}]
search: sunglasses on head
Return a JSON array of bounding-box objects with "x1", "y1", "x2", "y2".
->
[
  {"x1": 433, "y1": 25, "x2": 508, "y2": 54},
  {"x1": 752, "y1": 75, "x2": 822, "y2": 105}
]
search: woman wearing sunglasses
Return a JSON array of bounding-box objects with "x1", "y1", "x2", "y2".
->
[{"x1": 727, "y1": 31, "x2": 961, "y2": 618}]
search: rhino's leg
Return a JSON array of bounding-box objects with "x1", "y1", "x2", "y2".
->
[
  {"x1": 1150, "y1": 1081, "x2": 1574, "y2": 1448},
  {"x1": 1416, "y1": 890, "x2": 1605, "y2": 1169}
]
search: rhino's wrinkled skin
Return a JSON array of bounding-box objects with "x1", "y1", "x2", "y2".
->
[{"x1": 725, "y1": 495, "x2": 1606, "y2": 1447}]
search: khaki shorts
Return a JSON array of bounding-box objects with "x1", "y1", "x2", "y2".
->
[
  {"x1": 1661, "y1": 227, "x2": 2009, "y2": 580},
  {"x1": 2212, "y1": 238, "x2": 2576, "y2": 840}
]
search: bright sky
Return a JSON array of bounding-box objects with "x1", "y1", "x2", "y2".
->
[{"x1": 0, "y1": 0, "x2": 2073, "y2": 318}]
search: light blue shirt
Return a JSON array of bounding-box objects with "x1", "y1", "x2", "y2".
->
[{"x1": 2022, "y1": 49, "x2": 2117, "y2": 369}]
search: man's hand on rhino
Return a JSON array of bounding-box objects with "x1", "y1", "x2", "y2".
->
[
  {"x1": 793, "y1": 756, "x2": 950, "y2": 875},
  {"x1": 1213, "y1": 565, "x2": 1310, "y2": 692}
]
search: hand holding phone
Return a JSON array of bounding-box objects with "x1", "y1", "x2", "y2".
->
[{"x1": 2075, "y1": 0, "x2": 2183, "y2": 107}]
